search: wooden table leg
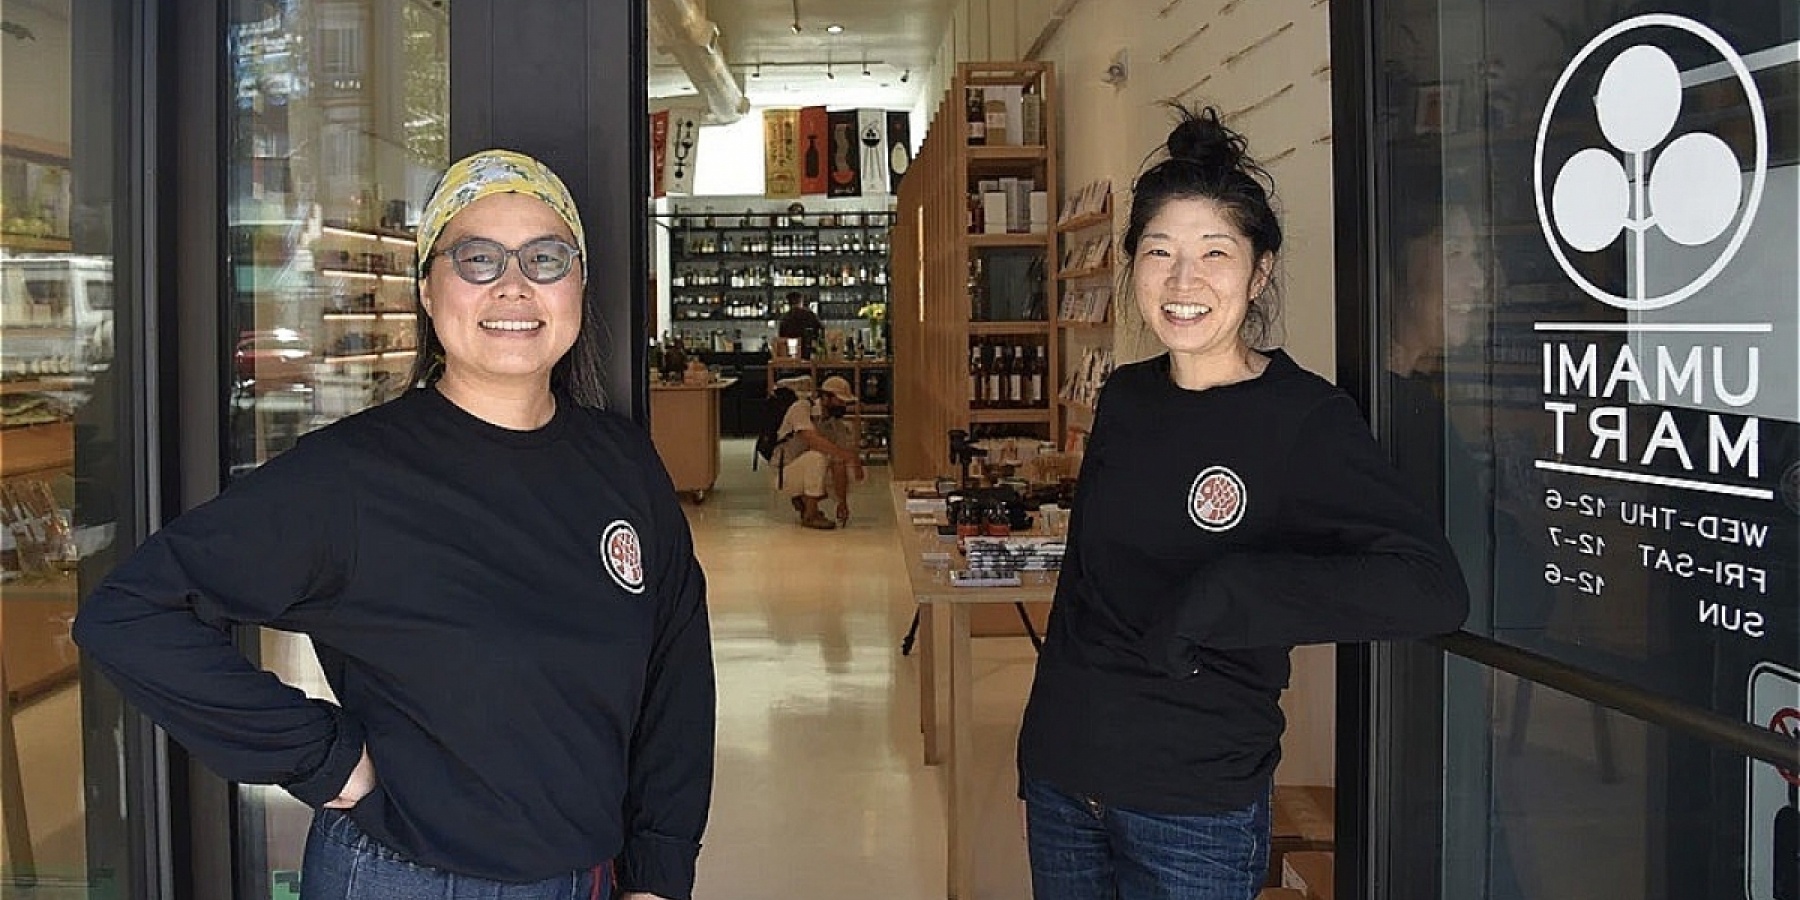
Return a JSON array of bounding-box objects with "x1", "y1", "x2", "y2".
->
[
  {"x1": 2, "y1": 659, "x2": 37, "y2": 873},
  {"x1": 946, "y1": 604, "x2": 974, "y2": 900},
  {"x1": 919, "y1": 602, "x2": 941, "y2": 766}
]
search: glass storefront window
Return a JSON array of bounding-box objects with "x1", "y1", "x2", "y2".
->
[
  {"x1": 224, "y1": 2, "x2": 448, "y2": 895},
  {"x1": 1370, "y1": 0, "x2": 1796, "y2": 895},
  {"x1": 226, "y1": 0, "x2": 449, "y2": 476},
  {"x1": 1443, "y1": 655, "x2": 1773, "y2": 898},
  {"x1": 1, "y1": 0, "x2": 139, "y2": 893}
]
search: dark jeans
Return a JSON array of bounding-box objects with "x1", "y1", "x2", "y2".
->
[
  {"x1": 1024, "y1": 777, "x2": 1270, "y2": 900},
  {"x1": 301, "y1": 808, "x2": 613, "y2": 900}
]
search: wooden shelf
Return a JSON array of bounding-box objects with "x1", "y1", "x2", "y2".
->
[
  {"x1": 0, "y1": 233, "x2": 73, "y2": 253},
  {"x1": 969, "y1": 408, "x2": 1052, "y2": 424},
  {"x1": 892, "y1": 61, "x2": 1059, "y2": 480},
  {"x1": 322, "y1": 349, "x2": 417, "y2": 363},
  {"x1": 1056, "y1": 210, "x2": 1111, "y2": 233},
  {"x1": 1057, "y1": 265, "x2": 1110, "y2": 281},
  {"x1": 968, "y1": 233, "x2": 1050, "y2": 248},
  {"x1": 966, "y1": 145, "x2": 1048, "y2": 163},
  {"x1": 969, "y1": 321, "x2": 1051, "y2": 336}
]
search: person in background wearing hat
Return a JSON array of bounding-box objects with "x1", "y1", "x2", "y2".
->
[
  {"x1": 73, "y1": 150, "x2": 713, "y2": 900},
  {"x1": 772, "y1": 374, "x2": 863, "y2": 529}
]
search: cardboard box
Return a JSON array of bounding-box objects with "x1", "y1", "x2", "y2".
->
[
  {"x1": 1281, "y1": 851, "x2": 1334, "y2": 900},
  {"x1": 1268, "y1": 785, "x2": 1335, "y2": 886},
  {"x1": 1273, "y1": 785, "x2": 1335, "y2": 845}
]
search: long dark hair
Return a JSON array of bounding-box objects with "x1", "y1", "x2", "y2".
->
[
  {"x1": 1121, "y1": 104, "x2": 1284, "y2": 347},
  {"x1": 405, "y1": 248, "x2": 610, "y2": 409}
]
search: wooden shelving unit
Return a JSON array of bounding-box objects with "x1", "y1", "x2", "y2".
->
[
  {"x1": 1053, "y1": 182, "x2": 1114, "y2": 445},
  {"x1": 891, "y1": 62, "x2": 1059, "y2": 480}
]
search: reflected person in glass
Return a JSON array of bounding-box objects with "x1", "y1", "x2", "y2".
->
[
  {"x1": 73, "y1": 150, "x2": 713, "y2": 900},
  {"x1": 1015, "y1": 106, "x2": 1470, "y2": 900}
]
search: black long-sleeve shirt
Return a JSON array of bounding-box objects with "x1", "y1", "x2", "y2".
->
[
  {"x1": 73, "y1": 387, "x2": 714, "y2": 895},
  {"x1": 1018, "y1": 350, "x2": 1467, "y2": 813}
]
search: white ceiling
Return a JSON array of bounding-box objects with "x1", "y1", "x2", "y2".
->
[{"x1": 649, "y1": 0, "x2": 953, "y2": 111}]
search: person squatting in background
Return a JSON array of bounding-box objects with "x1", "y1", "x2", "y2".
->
[
  {"x1": 1015, "y1": 106, "x2": 1470, "y2": 900},
  {"x1": 771, "y1": 374, "x2": 863, "y2": 530},
  {"x1": 74, "y1": 150, "x2": 715, "y2": 900}
]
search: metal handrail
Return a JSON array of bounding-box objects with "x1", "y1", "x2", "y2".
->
[{"x1": 1435, "y1": 631, "x2": 1800, "y2": 771}]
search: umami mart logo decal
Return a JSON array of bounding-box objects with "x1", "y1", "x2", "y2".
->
[
  {"x1": 1531, "y1": 14, "x2": 1777, "y2": 502},
  {"x1": 1535, "y1": 14, "x2": 1768, "y2": 310}
]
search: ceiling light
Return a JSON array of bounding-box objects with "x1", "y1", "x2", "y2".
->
[
  {"x1": 826, "y1": 24, "x2": 844, "y2": 34},
  {"x1": 790, "y1": 0, "x2": 802, "y2": 33},
  {"x1": 900, "y1": 69, "x2": 910, "y2": 83},
  {"x1": 862, "y1": 65, "x2": 872, "y2": 78}
]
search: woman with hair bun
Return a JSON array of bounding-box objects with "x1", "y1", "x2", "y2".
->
[{"x1": 1015, "y1": 106, "x2": 1469, "y2": 898}]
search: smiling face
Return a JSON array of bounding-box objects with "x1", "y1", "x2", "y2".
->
[
  {"x1": 419, "y1": 192, "x2": 584, "y2": 395},
  {"x1": 1131, "y1": 196, "x2": 1273, "y2": 379}
]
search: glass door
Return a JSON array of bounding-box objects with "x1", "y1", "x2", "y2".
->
[
  {"x1": 1, "y1": 0, "x2": 149, "y2": 895},
  {"x1": 222, "y1": 1, "x2": 449, "y2": 895},
  {"x1": 1355, "y1": 0, "x2": 1797, "y2": 896}
]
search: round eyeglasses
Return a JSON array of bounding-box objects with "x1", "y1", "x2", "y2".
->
[{"x1": 429, "y1": 237, "x2": 582, "y2": 285}]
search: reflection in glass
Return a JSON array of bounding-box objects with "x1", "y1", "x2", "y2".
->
[
  {"x1": 227, "y1": 0, "x2": 449, "y2": 476},
  {"x1": 224, "y1": 2, "x2": 449, "y2": 895},
  {"x1": 1443, "y1": 656, "x2": 1769, "y2": 898},
  {"x1": 0, "y1": 0, "x2": 135, "y2": 893},
  {"x1": 1374, "y1": 0, "x2": 1797, "y2": 897}
]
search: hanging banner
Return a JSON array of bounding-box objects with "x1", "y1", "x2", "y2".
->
[
  {"x1": 662, "y1": 108, "x2": 701, "y2": 196},
  {"x1": 800, "y1": 106, "x2": 830, "y2": 196},
  {"x1": 858, "y1": 109, "x2": 889, "y2": 197},
  {"x1": 649, "y1": 109, "x2": 670, "y2": 199},
  {"x1": 763, "y1": 108, "x2": 802, "y2": 199},
  {"x1": 827, "y1": 109, "x2": 862, "y2": 198},
  {"x1": 886, "y1": 111, "x2": 913, "y2": 195}
]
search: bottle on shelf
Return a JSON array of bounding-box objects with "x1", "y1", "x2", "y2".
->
[
  {"x1": 966, "y1": 87, "x2": 987, "y2": 146},
  {"x1": 968, "y1": 342, "x2": 985, "y2": 409},
  {"x1": 985, "y1": 93, "x2": 1008, "y2": 146},
  {"x1": 984, "y1": 343, "x2": 1003, "y2": 408},
  {"x1": 1007, "y1": 345, "x2": 1024, "y2": 408},
  {"x1": 1029, "y1": 344, "x2": 1047, "y2": 407},
  {"x1": 968, "y1": 255, "x2": 988, "y2": 321}
]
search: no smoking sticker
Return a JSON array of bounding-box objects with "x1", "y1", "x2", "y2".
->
[{"x1": 1747, "y1": 663, "x2": 1800, "y2": 899}]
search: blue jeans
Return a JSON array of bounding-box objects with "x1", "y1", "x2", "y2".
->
[
  {"x1": 1024, "y1": 777, "x2": 1270, "y2": 900},
  {"x1": 300, "y1": 808, "x2": 612, "y2": 900}
]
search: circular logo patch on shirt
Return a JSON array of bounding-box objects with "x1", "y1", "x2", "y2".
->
[
  {"x1": 600, "y1": 520, "x2": 647, "y2": 594},
  {"x1": 1188, "y1": 466, "x2": 1248, "y2": 532}
]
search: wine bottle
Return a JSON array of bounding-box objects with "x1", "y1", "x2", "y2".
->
[
  {"x1": 966, "y1": 88, "x2": 987, "y2": 146},
  {"x1": 993, "y1": 340, "x2": 1008, "y2": 405},
  {"x1": 968, "y1": 342, "x2": 984, "y2": 408},
  {"x1": 1029, "y1": 344, "x2": 1047, "y2": 406},
  {"x1": 1007, "y1": 344, "x2": 1024, "y2": 408}
]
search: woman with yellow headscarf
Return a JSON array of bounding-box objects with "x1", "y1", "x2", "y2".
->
[{"x1": 74, "y1": 150, "x2": 714, "y2": 900}]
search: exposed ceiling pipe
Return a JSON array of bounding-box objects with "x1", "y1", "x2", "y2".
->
[{"x1": 649, "y1": 0, "x2": 751, "y2": 126}]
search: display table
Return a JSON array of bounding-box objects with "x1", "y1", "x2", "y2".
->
[
  {"x1": 649, "y1": 378, "x2": 737, "y2": 501},
  {"x1": 888, "y1": 480, "x2": 1056, "y2": 900}
]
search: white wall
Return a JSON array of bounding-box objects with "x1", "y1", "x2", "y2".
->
[{"x1": 921, "y1": 0, "x2": 1343, "y2": 787}]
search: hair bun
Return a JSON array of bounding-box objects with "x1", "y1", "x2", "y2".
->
[{"x1": 1166, "y1": 106, "x2": 1251, "y2": 175}]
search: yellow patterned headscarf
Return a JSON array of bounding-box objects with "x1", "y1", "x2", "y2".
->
[{"x1": 415, "y1": 149, "x2": 586, "y2": 280}]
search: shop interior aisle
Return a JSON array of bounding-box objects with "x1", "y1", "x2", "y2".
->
[{"x1": 687, "y1": 439, "x2": 1035, "y2": 900}]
